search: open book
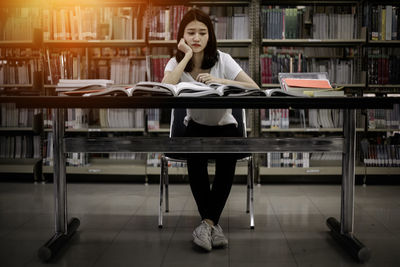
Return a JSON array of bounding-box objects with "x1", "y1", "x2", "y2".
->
[
  {"x1": 82, "y1": 84, "x2": 175, "y2": 97},
  {"x1": 263, "y1": 88, "x2": 307, "y2": 97},
  {"x1": 82, "y1": 81, "x2": 263, "y2": 97}
]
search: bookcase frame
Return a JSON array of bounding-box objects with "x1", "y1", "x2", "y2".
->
[{"x1": 0, "y1": 0, "x2": 399, "y2": 181}]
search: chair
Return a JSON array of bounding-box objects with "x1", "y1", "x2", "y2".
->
[{"x1": 158, "y1": 108, "x2": 255, "y2": 229}]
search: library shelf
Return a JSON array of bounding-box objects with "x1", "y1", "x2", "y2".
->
[
  {"x1": 262, "y1": 0, "x2": 360, "y2": 4},
  {"x1": 359, "y1": 167, "x2": 400, "y2": 175},
  {"x1": 0, "y1": 158, "x2": 42, "y2": 174},
  {"x1": 43, "y1": 0, "x2": 148, "y2": 7},
  {"x1": 42, "y1": 159, "x2": 146, "y2": 175},
  {"x1": 262, "y1": 39, "x2": 365, "y2": 47},
  {"x1": 146, "y1": 165, "x2": 249, "y2": 176},
  {"x1": 261, "y1": 128, "x2": 400, "y2": 133},
  {"x1": 0, "y1": 84, "x2": 33, "y2": 88},
  {"x1": 259, "y1": 166, "x2": 400, "y2": 176},
  {"x1": 0, "y1": 41, "x2": 35, "y2": 48},
  {"x1": 0, "y1": 127, "x2": 35, "y2": 132},
  {"x1": 260, "y1": 166, "x2": 341, "y2": 175},
  {"x1": 43, "y1": 40, "x2": 146, "y2": 48},
  {"x1": 148, "y1": 39, "x2": 252, "y2": 47},
  {"x1": 148, "y1": 128, "x2": 170, "y2": 133},
  {"x1": 90, "y1": 56, "x2": 147, "y2": 60},
  {"x1": 44, "y1": 128, "x2": 145, "y2": 133},
  {"x1": 366, "y1": 40, "x2": 400, "y2": 47},
  {"x1": 151, "y1": 0, "x2": 251, "y2": 5},
  {"x1": 261, "y1": 128, "x2": 343, "y2": 133},
  {"x1": 0, "y1": 57, "x2": 41, "y2": 60},
  {"x1": 261, "y1": 84, "x2": 366, "y2": 88}
]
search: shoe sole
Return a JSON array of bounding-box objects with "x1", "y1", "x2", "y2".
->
[
  {"x1": 192, "y1": 233, "x2": 212, "y2": 252},
  {"x1": 212, "y1": 240, "x2": 228, "y2": 248}
]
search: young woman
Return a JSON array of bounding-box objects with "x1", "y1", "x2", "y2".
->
[{"x1": 162, "y1": 8, "x2": 259, "y2": 252}]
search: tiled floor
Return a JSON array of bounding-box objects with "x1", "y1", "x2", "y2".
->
[{"x1": 0, "y1": 182, "x2": 399, "y2": 267}]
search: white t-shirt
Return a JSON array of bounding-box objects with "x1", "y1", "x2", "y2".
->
[{"x1": 164, "y1": 50, "x2": 242, "y2": 126}]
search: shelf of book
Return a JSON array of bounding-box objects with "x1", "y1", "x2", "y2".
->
[
  {"x1": 44, "y1": 128, "x2": 145, "y2": 133},
  {"x1": 261, "y1": 83, "x2": 366, "y2": 88},
  {"x1": 0, "y1": 158, "x2": 42, "y2": 174},
  {"x1": 151, "y1": 1, "x2": 251, "y2": 5},
  {"x1": 261, "y1": 128, "x2": 343, "y2": 133},
  {"x1": 364, "y1": 87, "x2": 400, "y2": 94},
  {"x1": 360, "y1": 167, "x2": 400, "y2": 175},
  {"x1": 45, "y1": 0, "x2": 149, "y2": 7},
  {"x1": 217, "y1": 39, "x2": 253, "y2": 47},
  {"x1": 262, "y1": 1, "x2": 360, "y2": 4},
  {"x1": 43, "y1": 159, "x2": 146, "y2": 175},
  {"x1": 260, "y1": 166, "x2": 341, "y2": 175},
  {"x1": 147, "y1": 128, "x2": 252, "y2": 133},
  {"x1": 366, "y1": 85, "x2": 400, "y2": 88},
  {"x1": 262, "y1": 39, "x2": 365, "y2": 46},
  {"x1": 148, "y1": 128, "x2": 170, "y2": 133},
  {"x1": 367, "y1": 41, "x2": 400, "y2": 47},
  {"x1": 0, "y1": 57, "x2": 41, "y2": 60},
  {"x1": 0, "y1": 84, "x2": 34, "y2": 88},
  {"x1": 148, "y1": 39, "x2": 252, "y2": 47},
  {"x1": 259, "y1": 166, "x2": 400, "y2": 176},
  {"x1": 39, "y1": 164, "x2": 400, "y2": 177},
  {"x1": 0, "y1": 127, "x2": 35, "y2": 132},
  {"x1": 261, "y1": 128, "x2": 400, "y2": 132},
  {"x1": 90, "y1": 56, "x2": 147, "y2": 60},
  {"x1": 0, "y1": 41, "x2": 36, "y2": 48},
  {"x1": 43, "y1": 40, "x2": 146, "y2": 48},
  {"x1": 146, "y1": 165, "x2": 249, "y2": 176}
]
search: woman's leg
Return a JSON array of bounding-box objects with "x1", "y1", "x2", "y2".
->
[
  {"x1": 187, "y1": 157, "x2": 211, "y2": 221},
  {"x1": 208, "y1": 157, "x2": 237, "y2": 224},
  {"x1": 185, "y1": 120, "x2": 240, "y2": 224}
]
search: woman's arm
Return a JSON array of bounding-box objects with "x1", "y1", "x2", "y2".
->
[
  {"x1": 162, "y1": 39, "x2": 193, "y2": 84},
  {"x1": 196, "y1": 71, "x2": 260, "y2": 89}
]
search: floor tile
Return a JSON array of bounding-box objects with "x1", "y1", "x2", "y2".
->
[{"x1": 0, "y1": 183, "x2": 399, "y2": 267}]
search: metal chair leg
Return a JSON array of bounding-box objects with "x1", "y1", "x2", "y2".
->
[
  {"x1": 246, "y1": 158, "x2": 251, "y2": 213},
  {"x1": 159, "y1": 156, "x2": 166, "y2": 228},
  {"x1": 164, "y1": 157, "x2": 169, "y2": 213},
  {"x1": 249, "y1": 156, "x2": 255, "y2": 229}
]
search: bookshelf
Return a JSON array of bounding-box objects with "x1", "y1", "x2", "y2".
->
[
  {"x1": 0, "y1": 103, "x2": 43, "y2": 181},
  {"x1": 0, "y1": 0, "x2": 400, "y2": 182}
]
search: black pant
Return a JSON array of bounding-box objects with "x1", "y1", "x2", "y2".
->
[{"x1": 184, "y1": 120, "x2": 241, "y2": 224}]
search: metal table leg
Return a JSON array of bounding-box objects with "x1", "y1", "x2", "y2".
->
[
  {"x1": 38, "y1": 108, "x2": 80, "y2": 262},
  {"x1": 326, "y1": 109, "x2": 370, "y2": 263}
]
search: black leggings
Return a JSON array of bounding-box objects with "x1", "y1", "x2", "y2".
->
[{"x1": 184, "y1": 120, "x2": 241, "y2": 224}]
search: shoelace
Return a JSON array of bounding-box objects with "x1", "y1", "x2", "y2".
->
[
  {"x1": 199, "y1": 223, "x2": 211, "y2": 238},
  {"x1": 212, "y1": 225, "x2": 223, "y2": 236}
]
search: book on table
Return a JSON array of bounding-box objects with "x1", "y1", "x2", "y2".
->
[
  {"x1": 278, "y1": 72, "x2": 344, "y2": 97},
  {"x1": 62, "y1": 84, "x2": 109, "y2": 96},
  {"x1": 57, "y1": 79, "x2": 114, "y2": 95},
  {"x1": 62, "y1": 80, "x2": 340, "y2": 97},
  {"x1": 81, "y1": 81, "x2": 265, "y2": 97}
]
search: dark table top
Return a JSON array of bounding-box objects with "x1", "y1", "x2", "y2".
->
[{"x1": 0, "y1": 96, "x2": 399, "y2": 109}]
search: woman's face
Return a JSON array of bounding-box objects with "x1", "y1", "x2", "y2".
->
[{"x1": 183, "y1": 20, "x2": 209, "y2": 53}]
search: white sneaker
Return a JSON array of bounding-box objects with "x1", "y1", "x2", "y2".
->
[
  {"x1": 211, "y1": 224, "x2": 228, "y2": 248},
  {"x1": 192, "y1": 221, "x2": 212, "y2": 252}
]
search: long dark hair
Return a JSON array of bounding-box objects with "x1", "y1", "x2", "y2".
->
[{"x1": 175, "y1": 8, "x2": 218, "y2": 72}]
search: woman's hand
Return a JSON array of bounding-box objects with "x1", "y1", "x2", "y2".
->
[
  {"x1": 178, "y1": 38, "x2": 193, "y2": 57},
  {"x1": 196, "y1": 73, "x2": 222, "y2": 84}
]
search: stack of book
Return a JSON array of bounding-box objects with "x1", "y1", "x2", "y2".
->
[{"x1": 56, "y1": 79, "x2": 114, "y2": 94}]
